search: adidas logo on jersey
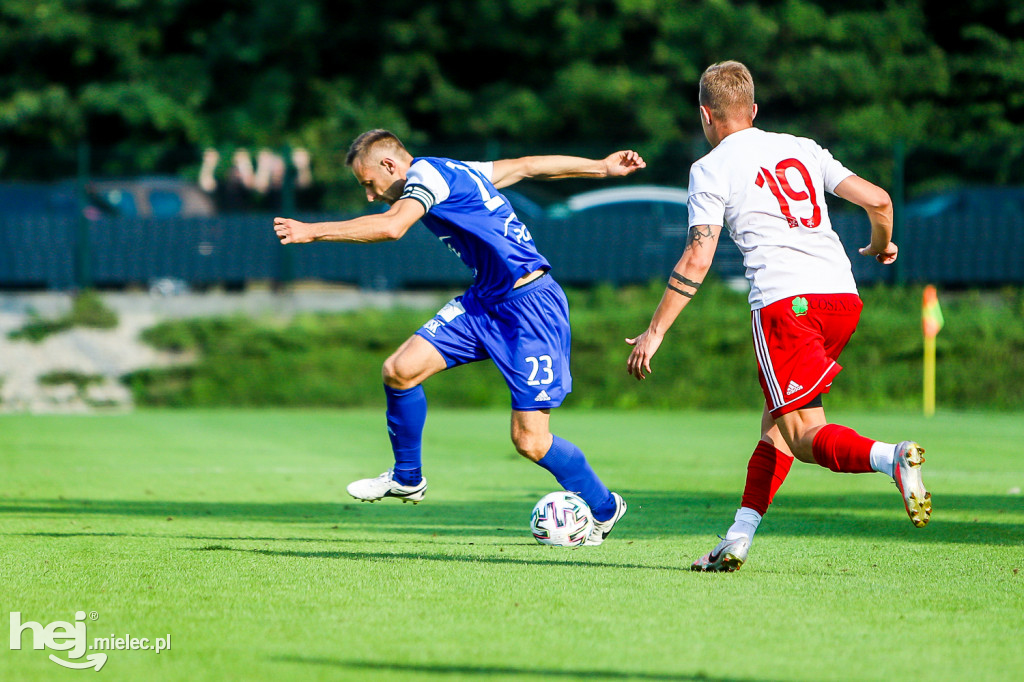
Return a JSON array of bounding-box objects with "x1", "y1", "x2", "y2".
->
[
  {"x1": 786, "y1": 381, "x2": 804, "y2": 396},
  {"x1": 535, "y1": 390, "x2": 552, "y2": 402}
]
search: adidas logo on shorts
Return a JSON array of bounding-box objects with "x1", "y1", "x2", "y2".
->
[
  {"x1": 535, "y1": 390, "x2": 552, "y2": 402},
  {"x1": 786, "y1": 381, "x2": 804, "y2": 396}
]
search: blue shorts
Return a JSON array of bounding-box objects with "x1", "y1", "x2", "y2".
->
[{"x1": 414, "y1": 273, "x2": 573, "y2": 411}]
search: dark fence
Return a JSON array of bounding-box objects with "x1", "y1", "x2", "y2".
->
[{"x1": 2, "y1": 208, "x2": 1022, "y2": 291}]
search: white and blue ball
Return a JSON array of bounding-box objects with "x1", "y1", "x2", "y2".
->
[{"x1": 530, "y1": 491, "x2": 594, "y2": 547}]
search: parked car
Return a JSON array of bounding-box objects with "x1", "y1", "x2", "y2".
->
[
  {"x1": 549, "y1": 184, "x2": 690, "y2": 223},
  {"x1": 0, "y1": 182, "x2": 78, "y2": 216},
  {"x1": 545, "y1": 183, "x2": 748, "y2": 281},
  {"x1": 0, "y1": 177, "x2": 216, "y2": 220},
  {"x1": 904, "y1": 186, "x2": 1024, "y2": 220},
  {"x1": 86, "y1": 176, "x2": 216, "y2": 218},
  {"x1": 499, "y1": 188, "x2": 549, "y2": 223}
]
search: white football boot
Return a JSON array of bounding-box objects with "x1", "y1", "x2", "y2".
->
[
  {"x1": 346, "y1": 470, "x2": 427, "y2": 504},
  {"x1": 691, "y1": 535, "x2": 750, "y2": 572},
  {"x1": 894, "y1": 441, "x2": 931, "y2": 527},
  {"x1": 586, "y1": 492, "x2": 627, "y2": 546}
]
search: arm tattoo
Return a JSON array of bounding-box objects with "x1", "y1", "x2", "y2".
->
[
  {"x1": 685, "y1": 224, "x2": 716, "y2": 250},
  {"x1": 671, "y1": 271, "x2": 702, "y2": 289},
  {"x1": 666, "y1": 282, "x2": 694, "y2": 298}
]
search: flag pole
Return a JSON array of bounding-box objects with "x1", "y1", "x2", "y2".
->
[
  {"x1": 923, "y1": 334, "x2": 936, "y2": 417},
  {"x1": 921, "y1": 285, "x2": 943, "y2": 417}
]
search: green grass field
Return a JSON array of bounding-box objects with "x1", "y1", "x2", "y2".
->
[{"x1": 1, "y1": 408, "x2": 1021, "y2": 681}]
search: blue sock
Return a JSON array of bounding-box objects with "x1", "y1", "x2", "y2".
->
[
  {"x1": 536, "y1": 435, "x2": 616, "y2": 521},
  {"x1": 384, "y1": 384, "x2": 427, "y2": 485}
]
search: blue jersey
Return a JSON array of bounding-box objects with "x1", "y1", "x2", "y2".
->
[{"x1": 400, "y1": 157, "x2": 549, "y2": 300}]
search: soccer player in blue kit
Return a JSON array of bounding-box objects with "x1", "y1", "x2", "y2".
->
[{"x1": 273, "y1": 129, "x2": 644, "y2": 544}]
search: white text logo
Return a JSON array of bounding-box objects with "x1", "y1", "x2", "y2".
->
[{"x1": 9, "y1": 611, "x2": 171, "y2": 672}]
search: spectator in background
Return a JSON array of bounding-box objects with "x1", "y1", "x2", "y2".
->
[
  {"x1": 253, "y1": 148, "x2": 285, "y2": 197},
  {"x1": 200, "y1": 147, "x2": 315, "y2": 212},
  {"x1": 200, "y1": 147, "x2": 257, "y2": 212},
  {"x1": 291, "y1": 147, "x2": 314, "y2": 191}
]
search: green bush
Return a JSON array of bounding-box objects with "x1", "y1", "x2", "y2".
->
[
  {"x1": 8, "y1": 317, "x2": 72, "y2": 342},
  {"x1": 67, "y1": 290, "x2": 118, "y2": 329},
  {"x1": 9, "y1": 291, "x2": 118, "y2": 343},
  {"x1": 126, "y1": 283, "x2": 1024, "y2": 410},
  {"x1": 38, "y1": 371, "x2": 104, "y2": 392}
]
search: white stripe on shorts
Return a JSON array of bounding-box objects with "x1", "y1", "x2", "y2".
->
[{"x1": 752, "y1": 309, "x2": 784, "y2": 408}]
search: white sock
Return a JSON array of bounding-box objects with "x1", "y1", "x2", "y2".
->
[
  {"x1": 725, "y1": 507, "x2": 762, "y2": 541},
  {"x1": 869, "y1": 441, "x2": 897, "y2": 477}
]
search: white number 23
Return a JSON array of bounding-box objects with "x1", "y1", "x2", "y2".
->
[{"x1": 525, "y1": 355, "x2": 553, "y2": 386}]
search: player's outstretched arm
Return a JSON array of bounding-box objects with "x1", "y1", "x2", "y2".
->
[
  {"x1": 489, "y1": 150, "x2": 646, "y2": 189},
  {"x1": 626, "y1": 224, "x2": 721, "y2": 380},
  {"x1": 834, "y1": 175, "x2": 898, "y2": 264},
  {"x1": 273, "y1": 198, "x2": 426, "y2": 245}
]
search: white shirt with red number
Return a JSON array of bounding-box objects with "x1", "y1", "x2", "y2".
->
[{"x1": 687, "y1": 127, "x2": 858, "y2": 309}]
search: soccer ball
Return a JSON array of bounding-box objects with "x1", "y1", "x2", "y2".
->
[{"x1": 530, "y1": 491, "x2": 594, "y2": 547}]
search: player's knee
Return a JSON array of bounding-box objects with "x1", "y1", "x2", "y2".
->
[
  {"x1": 788, "y1": 432, "x2": 818, "y2": 463},
  {"x1": 511, "y1": 430, "x2": 549, "y2": 462},
  {"x1": 381, "y1": 357, "x2": 417, "y2": 390}
]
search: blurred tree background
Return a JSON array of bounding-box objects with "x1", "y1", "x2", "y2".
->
[{"x1": 1, "y1": 0, "x2": 1022, "y2": 209}]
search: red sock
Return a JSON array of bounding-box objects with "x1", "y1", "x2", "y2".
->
[
  {"x1": 740, "y1": 441, "x2": 794, "y2": 516},
  {"x1": 811, "y1": 424, "x2": 874, "y2": 473}
]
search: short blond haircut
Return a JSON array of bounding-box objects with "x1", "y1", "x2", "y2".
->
[
  {"x1": 699, "y1": 61, "x2": 755, "y2": 121},
  {"x1": 345, "y1": 129, "x2": 409, "y2": 167}
]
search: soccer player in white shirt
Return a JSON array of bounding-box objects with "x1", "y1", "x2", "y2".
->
[{"x1": 626, "y1": 61, "x2": 931, "y2": 572}]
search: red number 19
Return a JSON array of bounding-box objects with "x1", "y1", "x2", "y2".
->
[{"x1": 755, "y1": 158, "x2": 821, "y2": 228}]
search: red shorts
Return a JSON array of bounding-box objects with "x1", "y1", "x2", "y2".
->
[{"x1": 752, "y1": 293, "x2": 863, "y2": 418}]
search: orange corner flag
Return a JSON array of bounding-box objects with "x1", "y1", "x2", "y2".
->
[{"x1": 922, "y1": 285, "x2": 944, "y2": 338}]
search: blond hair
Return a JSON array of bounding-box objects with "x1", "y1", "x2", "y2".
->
[
  {"x1": 345, "y1": 129, "x2": 410, "y2": 167},
  {"x1": 699, "y1": 61, "x2": 755, "y2": 120}
]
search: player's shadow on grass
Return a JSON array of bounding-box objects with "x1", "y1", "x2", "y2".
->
[
  {"x1": 9, "y1": 531, "x2": 366, "y2": 544},
  {"x1": 639, "y1": 490, "x2": 1023, "y2": 546},
  {"x1": 194, "y1": 544, "x2": 690, "y2": 571},
  {"x1": 1, "y1": 491, "x2": 1020, "y2": 546},
  {"x1": 270, "y1": 656, "x2": 763, "y2": 682},
  {"x1": 0, "y1": 497, "x2": 527, "y2": 540}
]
